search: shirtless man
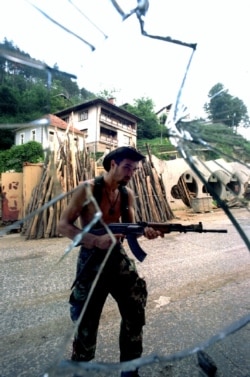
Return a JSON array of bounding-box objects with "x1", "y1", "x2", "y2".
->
[{"x1": 58, "y1": 146, "x2": 162, "y2": 377}]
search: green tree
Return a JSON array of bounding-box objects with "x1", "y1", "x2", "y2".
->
[
  {"x1": 97, "y1": 88, "x2": 119, "y2": 101},
  {"x1": 19, "y1": 81, "x2": 50, "y2": 120},
  {"x1": 204, "y1": 83, "x2": 249, "y2": 128},
  {"x1": 52, "y1": 64, "x2": 79, "y2": 97},
  {"x1": 121, "y1": 97, "x2": 163, "y2": 139},
  {"x1": 0, "y1": 141, "x2": 44, "y2": 173},
  {"x1": 182, "y1": 119, "x2": 250, "y2": 161},
  {"x1": 0, "y1": 130, "x2": 15, "y2": 150},
  {"x1": 0, "y1": 38, "x2": 97, "y2": 150},
  {"x1": 0, "y1": 85, "x2": 19, "y2": 116},
  {"x1": 79, "y1": 87, "x2": 95, "y2": 101}
]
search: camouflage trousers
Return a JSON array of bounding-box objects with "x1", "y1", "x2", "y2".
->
[{"x1": 69, "y1": 243, "x2": 148, "y2": 362}]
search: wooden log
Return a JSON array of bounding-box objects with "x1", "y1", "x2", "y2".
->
[
  {"x1": 178, "y1": 177, "x2": 192, "y2": 207},
  {"x1": 45, "y1": 205, "x2": 54, "y2": 238},
  {"x1": 149, "y1": 181, "x2": 163, "y2": 221},
  {"x1": 146, "y1": 175, "x2": 159, "y2": 221},
  {"x1": 43, "y1": 178, "x2": 54, "y2": 238},
  {"x1": 152, "y1": 169, "x2": 171, "y2": 221},
  {"x1": 22, "y1": 185, "x2": 38, "y2": 235},
  {"x1": 142, "y1": 158, "x2": 161, "y2": 221},
  {"x1": 138, "y1": 169, "x2": 151, "y2": 221},
  {"x1": 159, "y1": 173, "x2": 174, "y2": 220},
  {"x1": 25, "y1": 166, "x2": 51, "y2": 239},
  {"x1": 133, "y1": 171, "x2": 146, "y2": 221}
]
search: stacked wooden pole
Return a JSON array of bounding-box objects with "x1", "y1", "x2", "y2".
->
[
  {"x1": 176, "y1": 176, "x2": 193, "y2": 207},
  {"x1": 129, "y1": 146, "x2": 174, "y2": 222},
  {"x1": 23, "y1": 139, "x2": 94, "y2": 239}
]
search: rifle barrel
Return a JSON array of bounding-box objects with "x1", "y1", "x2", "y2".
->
[{"x1": 200, "y1": 229, "x2": 228, "y2": 233}]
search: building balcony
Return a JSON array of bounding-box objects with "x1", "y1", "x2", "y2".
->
[
  {"x1": 100, "y1": 115, "x2": 136, "y2": 134},
  {"x1": 100, "y1": 135, "x2": 118, "y2": 146}
]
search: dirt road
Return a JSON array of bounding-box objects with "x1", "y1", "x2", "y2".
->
[{"x1": 1, "y1": 208, "x2": 249, "y2": 376}]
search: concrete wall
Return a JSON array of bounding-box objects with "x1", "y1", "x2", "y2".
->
[
  {"x1": 152, "y1": 155, "x2": 250, "y2": 210},
  {"x1": 1, "y1": 172, "x2": 23, "y2": 222},
  {"x1": 151, "y1": 156, "x2": 203, "y2": 210},
  {"x1": 1, "y1": 164, "x2": 44, "y2": 224}
]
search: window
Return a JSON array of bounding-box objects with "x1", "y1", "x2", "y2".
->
[
  {"x1": 123, "y1": 135, "x2": 131, "y2": 146},
  {"x1": 49, "y1": 131, "x2": 54, "y2": 142},
  {"x1": 31, "y1": 129, "x2": 36, "y2": 141},
  {"x1": 20, "y1": 133, "x2": 24, "y2": 145},
  {"x1": 79, "y1": 110, "x2": 88, "y2": 121},
  {"x1": 62, "y1": 116, "x2": 69, "y2": 123}
]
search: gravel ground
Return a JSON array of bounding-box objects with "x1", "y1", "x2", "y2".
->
[{"x1": 0, "y1": 208, "x2": 250, "y2": 377}]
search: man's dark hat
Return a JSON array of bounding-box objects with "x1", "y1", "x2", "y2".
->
[{"x1": 103, "y1": 146, "x2": 145, "y2": 171}]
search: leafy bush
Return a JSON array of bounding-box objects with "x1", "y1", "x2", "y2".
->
[{"x1": 0, "y1": 141, "x2": 44, "y2": 173}]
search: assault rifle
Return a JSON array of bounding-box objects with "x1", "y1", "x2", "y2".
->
[{"x1": 90, "y1": 221, "x2": 228, "y2": 262}]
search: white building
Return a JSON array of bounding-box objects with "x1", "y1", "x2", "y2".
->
[
  {"x1": 55, "y1": 98, "x2": 141, "y2": 154},
  {"x1": 15, "y1": 114, "x2": 85, "y2": 151}
]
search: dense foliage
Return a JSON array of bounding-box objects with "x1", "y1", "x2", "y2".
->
[
  {"x1": 121, "y1": 98, "x2": 167, "y2": 139},
  {"x1": 0, "y1": 141, "x2": 44, "y2": 173},
  {"x1": 0, "y1": 38, "x2": 95, "y2": 149},
  {"x1": 179, "y1": 119, "x2": 250, "y2": 161},
  {"x1": 204, "y1": 83, "x2": 249, "y2": 127}
]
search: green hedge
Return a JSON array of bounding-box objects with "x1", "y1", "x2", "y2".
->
[{"x1": 0, "y1": 141, "x2": 44, "y2": 173}]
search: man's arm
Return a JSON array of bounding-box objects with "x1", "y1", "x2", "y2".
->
[
  {"x1": 125, "y1": 186, "x2": 136, "y2": 222},
  {"x1": 58, "y1": 182, "x2": 94, "y2": 243}
]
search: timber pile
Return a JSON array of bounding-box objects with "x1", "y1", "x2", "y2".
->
[
  {"x1": 128, "y1": 146, "x2": 174, "y2": 222},
  {"x1": 176, "y1": 176, "x2": 194, "y2": 207},
  {"x1": 23, "y1": 144, "x2": 174, "y2": 239},
  {"x1": 23, "y1": 140, "x2": 94, "y2": 239}
]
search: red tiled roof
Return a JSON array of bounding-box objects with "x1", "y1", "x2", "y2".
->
[{"x1": 47, "y1": 114, "x2": 83, "y2": 136}]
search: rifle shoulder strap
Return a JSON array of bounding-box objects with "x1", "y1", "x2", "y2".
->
[
  {"x1": 93, "y1": 175, "x2": 129, "y2": 221},
  {"x1": 93, "y1": 175, "x2": 104, "y2": 206},
  {"x1": 118, "y1": 184, "x2": 129, "y2": 222}
]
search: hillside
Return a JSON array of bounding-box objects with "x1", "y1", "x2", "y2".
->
[{"x1": 137, "y1": 121, "x2": 250, "y2": 163}]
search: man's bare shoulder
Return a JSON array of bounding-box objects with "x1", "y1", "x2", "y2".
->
[
  {"x1": 74, "y1": 179, "x2": 95, "y2": 197},
  {"x1": 78, "y1": 178, "x2": 95, "y2": 187}
]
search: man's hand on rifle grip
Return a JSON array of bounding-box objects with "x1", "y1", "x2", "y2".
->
[
  {"x1": 94, "y1": 233, "x2": 124, "y2": 249},
  {"x1": 143, "y1": 226, "x2": 164, "y2": 239}
]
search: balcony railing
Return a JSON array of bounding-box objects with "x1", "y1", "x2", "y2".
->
[
  {"x1": 100, "y1": 135, "x2": 118, "y2": 145},
  {"x1": 100, "y1": 114, "x2": 136, "y2": 133}
]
